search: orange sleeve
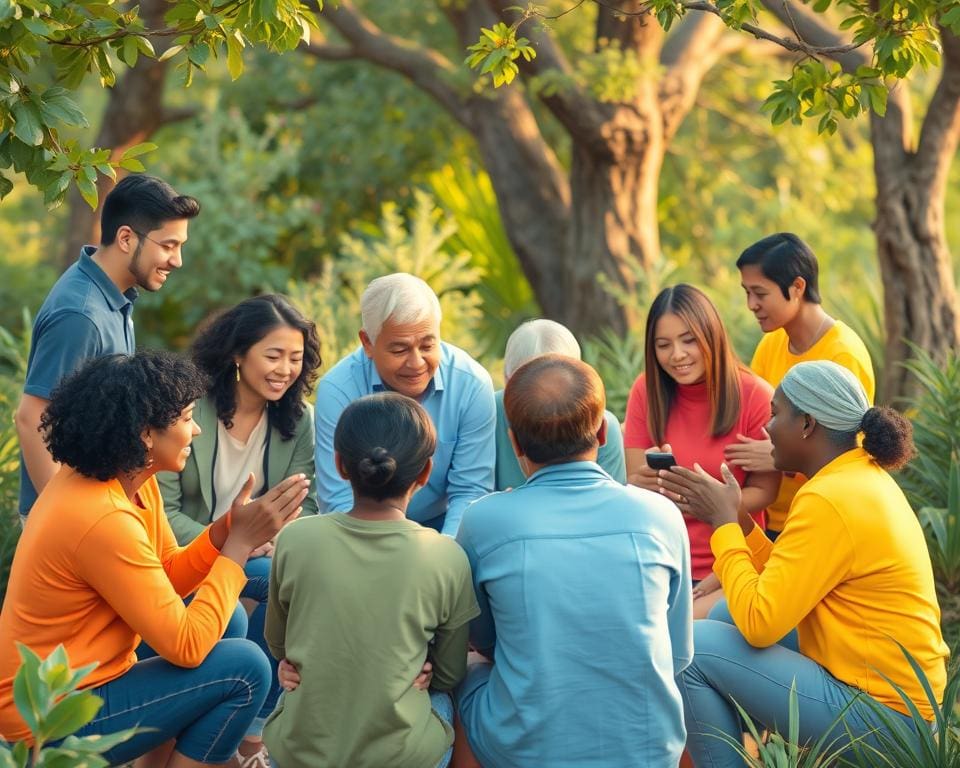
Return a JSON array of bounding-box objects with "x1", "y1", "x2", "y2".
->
[
  {"x1": 158, "y1": 518, "x2": 224, "y2": 598},
  {"x1": 75, "y1": 511, "x2": 246, "y2": 668}
]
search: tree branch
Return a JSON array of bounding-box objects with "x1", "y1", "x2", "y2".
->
[
  {"x1": 300, "y1": 41, "x2": 360, "y2": 61},
  {"x1": 314, "y1": 0, "x2": 470, "y2": 126},
  {"x1": 658, "y1": 13, "x2": 736, "y2": 140},
  {"x1": 914, "y1": 27, "x2": 960, "y2": 199},
  {"x1": 482, "y1": 0, "x2": 608, "y2": 143},
  {"x1": 757, "y1": 0, "x2": 868, "y2": 71}
]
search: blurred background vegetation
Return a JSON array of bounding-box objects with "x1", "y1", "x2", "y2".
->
[{"x1": 1, "y1": 1, "x2": 959, "y2": 652}]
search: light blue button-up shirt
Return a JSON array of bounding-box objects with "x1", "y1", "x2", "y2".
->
[
  {"x1": 456, "y1": 461, "x2": 693, "y2": 767},
  {"x1": 314, "y1": 341, "x2": 496, "y2": 536}
]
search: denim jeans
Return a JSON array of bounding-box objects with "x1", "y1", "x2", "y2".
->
[
  {"x1": 679, "y1": 600, "x2": 917, "y2": 768},
  {"x1": 242, "y1": 555, "x2": 281, "y2": 730},
  {"x1": 74, "y1": 638, "x2": 271, "y2": 764}
]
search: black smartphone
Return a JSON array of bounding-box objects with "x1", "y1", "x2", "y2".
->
[{"x1": 646, "y1": 452, "x2": 677, "y2": 471}]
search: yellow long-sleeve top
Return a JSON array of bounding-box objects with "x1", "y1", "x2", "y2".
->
[
  {"x1": 711, "y1": 448, "x2": 949, "y2": 719},
  {"x1": 0, "y1": 468, "x2": 246, "y2": 743},
  {"x1": 751, "y1": 322, "x2": 875, "y2": 532}
]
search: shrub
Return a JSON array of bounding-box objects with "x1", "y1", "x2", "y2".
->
[{"x1": 0, "y1": 644, "x2": 139, "y2": 767}]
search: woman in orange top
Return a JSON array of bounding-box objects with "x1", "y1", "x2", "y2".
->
[{"x1": 0, "y1": 351, "x2": 309, "y2": 768}]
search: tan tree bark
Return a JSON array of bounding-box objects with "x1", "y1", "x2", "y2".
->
[{"x1": 307, "y1": 0, "x2": 735, "y2": 337}]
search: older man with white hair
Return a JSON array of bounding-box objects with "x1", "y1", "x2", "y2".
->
[
  {"x1": 314, "y1": 273, "x2": 496, "y2": 535},
  {"x1": 494, "y1": 319, "x2": 626, "y2": 490}
]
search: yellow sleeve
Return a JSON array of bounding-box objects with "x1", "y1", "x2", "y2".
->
[
  {"x1": 832, "y1": 351, "x2": 875, "y2": 404},
  {"x1": 711, "y1": 492, "x2": 854, "y2": 647},
  {"x1": 76, "y1": 512, "x2": 246, "y2": 667}
]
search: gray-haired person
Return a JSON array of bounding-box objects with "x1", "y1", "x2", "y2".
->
[
  {"x1": 494, "y1": 319, "x2": 626, "y2": 490},
  {"x1": 314, "y1": 273, "x2": 495, "y2": 536}
]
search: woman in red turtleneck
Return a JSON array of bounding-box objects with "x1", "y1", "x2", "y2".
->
[{"x1": 624, "y1": 284, "x2": 780, "y2": 618}]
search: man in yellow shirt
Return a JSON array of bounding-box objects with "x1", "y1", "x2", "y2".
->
[{"x1": 725, "y1": 233, "x2": 875, "y2": 536}]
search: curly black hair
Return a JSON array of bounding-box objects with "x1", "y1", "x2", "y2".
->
[
  {"x1": 41, "y1": 350, "x2": 208, "y2": 481},
  {"x1": 190, "y1": 294, "x2": 321, "y2": 441}
]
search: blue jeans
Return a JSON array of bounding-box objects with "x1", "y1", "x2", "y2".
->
[
  {"x1": 74, "y1": 638, "x2": 270, "y2": 764},
  {"x1": 679, "y1": 600, "x2": 917, "y2": 767},
  {"x1": 242, "y1": 556, "x2": 281, "y2": 729}
]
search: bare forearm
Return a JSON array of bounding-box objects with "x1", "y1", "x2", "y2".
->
[{"x1": 15, "y1": 396, "x2": 59, "y2": 494}]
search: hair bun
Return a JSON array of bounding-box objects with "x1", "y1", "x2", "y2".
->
[{"x1": 356, "y1": 446, "x2": 398, "y2": 487}]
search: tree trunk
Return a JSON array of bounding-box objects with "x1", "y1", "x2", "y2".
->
[
  {"x1": 58, "y1": 0, "x2": 174, "y2": 270},
  {"x1": 871, "y1": 29, "x2": 960, "y2": 403},
  {"x1": 565, "y1": 106, "x2": 664, "y2": 335}
]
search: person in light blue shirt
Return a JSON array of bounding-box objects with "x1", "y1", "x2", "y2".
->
[
  {"x1": 495, "y1": 319, "x2": 626, "y2": 490},
  {"x1": 314, "y1": 273, "x2": 495, "y2": 536},
  {"x1": 456, "y1": 354, "x2": 693, "y2": 768}
]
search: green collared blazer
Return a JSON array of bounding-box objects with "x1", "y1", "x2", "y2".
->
[{"x1": 157, "y1": 395, "x2": 318, "y2": 545}]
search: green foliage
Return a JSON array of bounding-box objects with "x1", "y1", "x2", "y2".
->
[
  {"x1": 0, "y1": 644, "x2": 140, "y2": 767},
  {"x1": 0, "y1": 0, "x2": 320, "y2": 207},
  {"x1": 428, "y1": 163, "x2": 540, "y2": 360},
  {"x1": 467, "y1": 0, "x2": 950, "y2": 135},
  {"x1": 287, "y1": 190, "x2": 486, "y2": 373},
  {"x1": 581, "y1": 328, "x2": 646, "y2": 422},
  {"x1": 896, "y1": 348, "x2": 960, "y2": 510},
  {"x1": 854, "y1": 644, "x2": 960, "y2": 768},
  {"x1": 763, "y1": 63, "x2": 888, "y2": 136},
  {"x1": 465, "y1": 20, "x2": 535, "y2": 87},
  {"x1": 135, "y1": 107, "x2": 313, "y2": 348},
  {"x1": 917, "y1": 461, "x2": 960, "y2": 593},
  {"x1": 713, "y1": 680, "x2": 867, "y2": 766},
  {"x1": 0, "y1": 314, "x2": 27, "y2": 607}
]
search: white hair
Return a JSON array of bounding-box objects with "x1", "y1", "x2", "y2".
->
[
  {"x1": 360, "y1": 273, "x2": 442, "y2": 342},
  {"x1": 504, "y1": 319, "x2": 582, "y2": 379}
]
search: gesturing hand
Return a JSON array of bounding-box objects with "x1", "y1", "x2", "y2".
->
[
  {"x1": 413, "y1": 662, "x2": 433, "y2": 691},
  {"x1": 656, "y1": 463, "x2": 742, "y2": 529},
  {"x1": 224, "y1": 473, "x2": 309, "y2": 559},
  {"x1": 723, "y1": 430, "x2": 775, "y2": 473}
]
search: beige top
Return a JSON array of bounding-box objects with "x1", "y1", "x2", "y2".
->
[{"x1": 213, "y1": 410, "x2": 268, "y2": 520}]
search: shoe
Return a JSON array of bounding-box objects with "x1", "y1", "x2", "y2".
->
[{"x1": 229, "y1": 742, "x2": 271, "y2": 768}]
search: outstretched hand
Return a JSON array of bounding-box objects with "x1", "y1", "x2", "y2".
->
[
  {"x1": 222, "y1": 473, "x2": 309, "y2": 563},
  {"x1": 723, "y1": 430, "x2": 775, "y2": 473},
  {"x1": 656, "y1": 463, "x2": 742, "y2": 529}
]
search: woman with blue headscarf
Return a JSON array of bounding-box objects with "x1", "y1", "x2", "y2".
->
[{"x1": 658, "y1": 360, "x2": 948, "y2": 766}]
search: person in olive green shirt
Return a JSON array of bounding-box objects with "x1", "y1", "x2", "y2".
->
[
  {"x1": 495, "y1": 319, "x2": 626, "y2": 489},
  {"x1": 264, "y1": 393, "x2": 479, "y2": 768}
]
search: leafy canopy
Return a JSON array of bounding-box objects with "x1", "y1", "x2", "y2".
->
[
  {"x1": 0, "y1": 0, "x2": 320, "y2": 207},
  {"x1": 467, "y1": 0, "x2": 959, "y2": 135}
]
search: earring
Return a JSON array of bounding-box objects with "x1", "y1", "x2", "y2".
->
[
  {"x1": 801, "y1": 433, "x2": 807, "y2": 440},
  {"x1": 145, "y1": 450, "x2": 155, "y2": 469},
  {"x1": 235, "y1": 362, "x2": 240, "y2": 382}
]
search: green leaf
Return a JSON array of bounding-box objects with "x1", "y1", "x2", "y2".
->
[
  {"x1": 226, "y1": 35, "x2": 244, "y2": 80},
  {"x1": 59, "y1": 725, "x2": 143, "y2": 754},
  {"x1": 118, "y1": 157, "x2": 146, "y2": 172},
  {"x1": 0, "y1": 173, "x2": 12, "y2": 200},
  {"x1": 158, "y1": 44, "x2": 184, "y2": 62},
  {"x1": 122, "y1": 35, "x2": 139, "y2": 67},
  {"x1": 10, "y1": 101, "x2": 43, "y2": 146},
  {"x1": 38, "y1": 692, "x2": 102, "y2": 742},
  {"x1": 0, "y1": 0, "x2": 20, "y2": 24},
  {"x1": 12, "y1": 644, "x2": 46, "y2": 732},
  {"x1": 76, "y1": 173, "x2": 99, "y2": 209},
  {"x1": 121, "y1": 142, "x2": 157, "y2": 159},
  {"x1": 39, "y1": 88, "x2": 88, "y2": 128}
]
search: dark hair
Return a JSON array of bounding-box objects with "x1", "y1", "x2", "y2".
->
[
  {"x1": 41, "y1": 351, "x2": 207, "y2": 481},
  {"x1": 644, "y1": 284, "x2": 743, "y2": 444},
  {"x1": 100, "y1": 175, "x2": 200, "y2": 245},
  {"x1": 736, "y1": 233, "x2": 821, "y2": 304},
  {"x1": 334, "y1": 393, "x2": 436, "y2": 502},
  {"x1": 504, "y1": 354, "x2": 605, "y2": 464},
  {"x1": 786, "y1": 400, "x2": 917, "y2": 471},
  {"x1": 191, "y1": 295, "x2": 321, "y2": 441}
]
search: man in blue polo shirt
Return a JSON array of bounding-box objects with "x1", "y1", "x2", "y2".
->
[
  {"x1": 455, "y1": 355, "x2": 693, "y2": 768},
  {"x1": 15, "y1": 175, "x2": 200, "y2": 523},
  {"x1": 314, "y1": 273, "x2": 495, "y2": 536}
]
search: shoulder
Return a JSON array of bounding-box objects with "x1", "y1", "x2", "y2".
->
[
  {"x1": 825, "y1": 322, "x2": 873, "y2": 363},
  {"x1": 753, "y1": 329, "x2": 787, "y2": 359},
  {"x1": 318, "y1": 347, "x2": 368, "y2": 396},
  {"x1": 440, "y1": 342, "x2": 493, "y2": 389},
  {"x1": 738, "y1": 368, "x2": 774, "y2": 402},
  {"x1": 627, "y1": 372, "x2": 647, "y2": 403}
]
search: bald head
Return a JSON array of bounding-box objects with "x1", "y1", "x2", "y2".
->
[{"x1": 504, "y1": 354, "x2": 605, "y2": 464}]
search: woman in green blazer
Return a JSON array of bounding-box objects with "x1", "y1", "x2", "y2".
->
[{"x1": 158, "y1": 294, "x2": 320, "y2": 767}]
